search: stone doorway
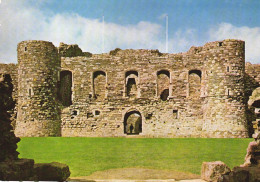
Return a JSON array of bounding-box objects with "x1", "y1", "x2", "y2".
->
[{"x1": 124, "y1": 111, "x2": 142, "y2": 135}]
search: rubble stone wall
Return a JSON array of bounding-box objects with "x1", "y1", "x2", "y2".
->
[
  {"x1": 1, "y1": 39, "x2": 259, "y2": 137},
  {"x1": 60, "y1": 39, "x2": 249, "y2": 138},
  {"x1": 0, "y1": 64, "x2": 18, "y2": 99},
  {"x1": 14, "y1": 41, "x2": 61, "y2": 137},
  {"x1": 0, "y1": 64, "x2": 18, "y2": 128},
  {"x1": 0, "y1": 73, "x2": 19, "y2": 161}
]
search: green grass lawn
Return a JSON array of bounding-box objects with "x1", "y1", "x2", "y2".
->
[{"x1": 17, "y1": 138, "x2": 251, "y2": 177}]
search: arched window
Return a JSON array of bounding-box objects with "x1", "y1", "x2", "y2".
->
[
  {"x1": 189, "y1": 70, "x2": 201, "y2": 97},
  {"x1": 93, "y1": 71, "x2": 106, "y2": 100},
  {"x1": 125, "y1": 71, "x2": 138, "y2": 98},
  {"x1": 124, "y1": 110, "x2": 142, "y2": 135},
  {"x1": 157, "y1": 70, "x2": 170, "y2": 100},
  {"x1": 59, "y1": 70, "x2": 72, "y2": 106}
]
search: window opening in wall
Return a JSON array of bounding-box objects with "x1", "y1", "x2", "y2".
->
[
  {"x1": 25, "y1": 47, "x2": 27, "y2": 51},
  {"x1": 124, "y1": 110, "x2": 142, "y2": 135},
  {"x1": 157, "y1": 70, "x2": 170, "y2": 77},
  {"x1": 95, "y1": 110, "x2": 100, "y2": 115},
  {"x1": 160, "y1": 89, "x2": 169, "y2": 101},
  {"x1": 145, "y1": 113, "x2": 153, "y2": 120},
  {"x1": 157, "y1": 70, "x2": 170, "y2": 98},
  {"x1": 125, "y1": 71, "x2": 138, "y2": 98},
  {"x1": 173, "y1": 110, "x2": 178, "y2": 119},
  {"x1": 227, "y1": 89, "x2": 230, "y2": 96},
  {"x1": 227, "y1": 66, "x2": 230, "y2": 72},
  {"x1": 72, "y1": 110, "x2": 78, "y2": 116},
  {"x1": 87, "y1": 112, "x2": 94, "y2": 118},
  {"x1": 28, "y1": 89, "x2": 31, "y2": 96},
  {"x1": 219, "y1": 42, "x2": 223, "y2": 47},
  {"x1": 93, "y1": 71, "x2": 106, "y2": 100},
  {"x1": 126, "y1": 78, "x2": 137, "y2": 97},
  {"x1": 58, "y1": 70, "x2": 72, "y2": 106},
  {"x1": 188, "y1": 70, "x2": 202, "y2": 98}
]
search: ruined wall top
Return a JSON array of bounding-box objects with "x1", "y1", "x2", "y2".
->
[{"x1": 61, "y1": 39, "x2": 244, "y2": 61}]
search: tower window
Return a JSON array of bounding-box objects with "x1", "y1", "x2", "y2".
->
[
  {"x1": 173, "y1": 110, "x2": 178, "y2": 119},
  {"x1": 72, "y1": 110, "x2": 78, "y2": 115},
  {"x1": 25, "y1": 47, "x2": 27, "y2": 51},
  {"x1": 95, "y1": 110, "x2": 100, "y2": 116}
]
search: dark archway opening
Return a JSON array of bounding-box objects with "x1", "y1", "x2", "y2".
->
[
  {"x1": 59, "y1": 70, "x2": 72, "y2": 106},
  {"x1": 189, "y1": 70, "x2": 201, "y2": 78},
  {"x1": 124, "y1": 110, "x2": 142, "y2": 135}
]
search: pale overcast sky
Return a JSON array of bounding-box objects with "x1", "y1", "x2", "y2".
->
[{"x1": 0, "y1": 0, "x2": 260, "y2": 64}]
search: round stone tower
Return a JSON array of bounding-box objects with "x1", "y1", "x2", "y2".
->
[
  {"x1": 15, "y1": 40, "x2": 61, "y2": 137},
  {"x1": 203, "y1": 39, "x2": 248, "y2": 138}
]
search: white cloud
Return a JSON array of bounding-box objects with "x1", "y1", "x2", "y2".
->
[
  {"x1": 0, "y1": 1, "x2": 259, "y2": 64},
  {"x1": 0, "y1": 1, "x2": 166, "y2": 63},
  {"x1": 168, "y1": 29, "x2": 201, "y2": 54},
  {"x1": 208, "y1": 23, "x2": 260, "y2": 64},
  {"x1": 0, "y1": 1, "x2": 199, "y2": 63}
]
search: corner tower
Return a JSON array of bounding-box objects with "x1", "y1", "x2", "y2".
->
[
  {"x1": 15, "y1": 41, "x2": 61, "y2": 137},
  {"x1": 203, "y1": 39, "x2": 248, "y2": 137}
]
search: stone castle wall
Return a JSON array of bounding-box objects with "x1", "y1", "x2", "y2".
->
[
  {"x1": 59, "y1": 39, "x2": 251, "y2": 138},
  {"x1": 0, "y1": 39, "x2": 259, "y2": 137}
]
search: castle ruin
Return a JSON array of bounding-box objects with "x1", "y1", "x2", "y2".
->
[{"x1": 0, "y1": 39, "x2": 259, "y2": 137}]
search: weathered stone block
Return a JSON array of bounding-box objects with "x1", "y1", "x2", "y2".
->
[
  {"x1": 34, "y1": 162, "x2": 70, "y2": 181},
  {"x1": 0, "y1": 158, "x2": 35, "y2": 181},
  {"x1": 201, "y1": 161, "x2": 231, "y2": 182},
  {"x1": 218, "y1": 166, "x2": 260, "y2": 182}
]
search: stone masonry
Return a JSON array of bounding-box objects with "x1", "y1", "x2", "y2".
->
[{"x1": 1, "y1": 39, "x2": 260, "y2": 137}]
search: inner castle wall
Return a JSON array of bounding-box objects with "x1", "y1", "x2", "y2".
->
[{"x1": 1, "y1": 39, "x2": 260, "y2": 137}]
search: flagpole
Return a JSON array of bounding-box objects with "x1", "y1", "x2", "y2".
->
[
  {"x1": 102, "y1": 15, "x2": 105, "y2": 53},
  {"x1": 166, "y1": 14, "x2": 168, "y2": 53}
]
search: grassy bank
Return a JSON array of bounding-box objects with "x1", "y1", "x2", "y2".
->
[{"x1": 17, "y1": 138, "x2": 251, "y2": 177}]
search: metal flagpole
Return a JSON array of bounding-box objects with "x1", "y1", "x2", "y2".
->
[
  {"x1": 102, "y1": 15, "x2": 105, "y2": 53},
  {"x1": 166, "y1": 14, "x2": 168, "y2": 53}
]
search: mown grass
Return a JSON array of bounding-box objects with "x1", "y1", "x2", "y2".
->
[{"x1": 17, "y1": 138, "x2": 251, "y2": 177}]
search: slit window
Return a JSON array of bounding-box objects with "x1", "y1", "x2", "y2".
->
[{"x1": 173, "y1": 110, "x2": 178, "y2": 119}]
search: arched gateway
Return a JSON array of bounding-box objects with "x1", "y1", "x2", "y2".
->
[{"x1": 124, "y1": 110, "x2": 142, "y2": 135}]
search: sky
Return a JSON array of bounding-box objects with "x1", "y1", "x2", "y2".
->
[{"x1": 0, "y1": 0, "x2": 260, "y2": 64}]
